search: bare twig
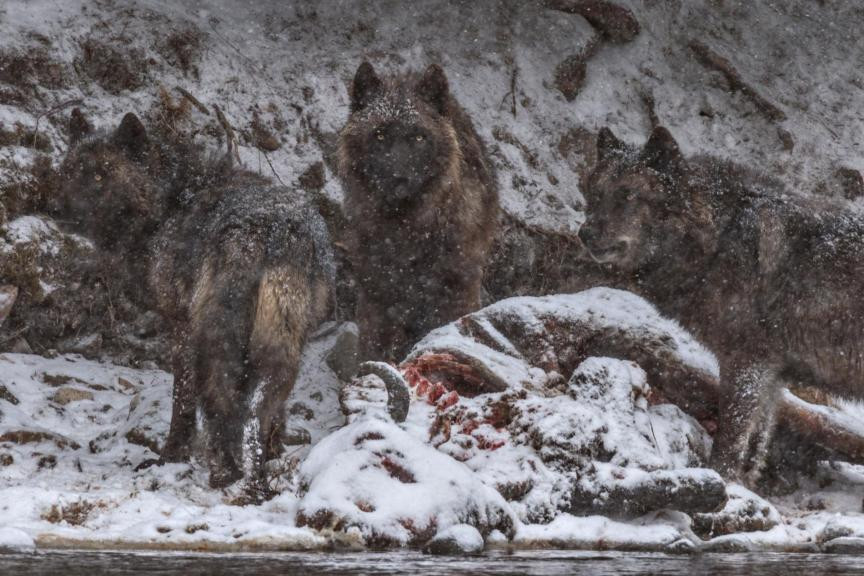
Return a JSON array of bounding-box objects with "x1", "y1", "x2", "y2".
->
[
  {"x1": 31, "y1": 98, "x2": 83, "y2": 147},
  {"x1": 213, "y1": 103, "x2": 241, "y2": 164},
  {"x1": 261, "y1": 151, "x2": 286, "y2": 186},
  {"x1": 175, "y1": 86, "x2": 210, "y2": 116}
]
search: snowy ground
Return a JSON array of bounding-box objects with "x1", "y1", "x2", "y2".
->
[{"x1": 2, "y1": 293, "x2": 864, "y2": 553}]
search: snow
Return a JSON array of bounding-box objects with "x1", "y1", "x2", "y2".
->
[
  {"x1": 2, "y1": 0, "x2": 860, "y2": 240},
  {"x1": 515, "y1": 514, "x2": 683, "y2": 550},
  {"x1": 297, "y1": 416, "x2": 515, "y2": 545},
  {"x1": 409, "y1": 288, "x2": 720, "y2": 387},
  {"x1": 0, "y1": 526, "x2": 35, "y2": 552},
  {"x1": 426, "y1": 524, "x2": 484, "y2": 554}
]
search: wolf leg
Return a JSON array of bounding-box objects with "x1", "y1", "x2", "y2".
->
[
  {"x1": 161, "y1": 327, "x2": 197, "y2": 462},
  {"x1": 239, "y1": 266, "x2": 313, "y2": 501},
  {"x1": 710, "y1": 363, "x2": 782, "y2": 485},
  {"x1": 188, "y1": 255, "x2": 259, "y2": 489}
]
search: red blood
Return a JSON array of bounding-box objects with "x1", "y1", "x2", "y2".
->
[
  {"x1": 426, "y1": 383, "x2": 448, "y2": 404},
  {"x1": 475, "y1": 435, "x2": 506, "y2": 451},
  {"x1": 402, "y1": 367, "x2": 423, "y2": 388},
  {"x1": 460, "y1": 420, "x2": 480, "y2": 435},
  {"x1": 416, "y1": 379, "x2": 430, "y2": 397},
  {"x1": 437, "y1": 390, "x2": 460, "y2": 410}
]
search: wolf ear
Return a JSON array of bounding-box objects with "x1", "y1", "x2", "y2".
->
[
  {"x1": 596, "y1": 127, "x2": 627, "y2": 162},
  {"x1": 69, "y1": 108, "x2": 92, "y2": 145},
  {"x1": 114, "y1": 112, "x2": 148, "y2": 158},
  {"x1": 351, "y1": 61, "x2": 382, "y2": 113},
  {"x1": 640, "y1": 126, "x2": 684, "y2": 174},
  {"x1": 416, "y1": 63, "x2": 449, "y2": 115}
]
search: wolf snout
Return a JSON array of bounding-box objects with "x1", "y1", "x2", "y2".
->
[{"x1": 579, "y1": 228, "x2": 632, "y2": 263}]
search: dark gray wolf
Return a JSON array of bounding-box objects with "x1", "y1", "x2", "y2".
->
[
  {"x1": 58, "y1": 113, "x2": 334, "y2": 498},
  {"x1": 337, "y1": 62, "x2": 499, "y2": 361}
]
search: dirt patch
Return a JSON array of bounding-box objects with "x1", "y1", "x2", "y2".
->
[
  {"x1": 0, "y1": 47, "x2": 70, "y2": 91},
  {"x1": 41, "y1": 500, "x2": 96, "y2": 526},
  {"x1": 51, "y1": 387, "x2": 95, "y2": 405},
  {"x1": 0, "y1": 429, "x2": 80, "y2": 450},
  {"x1": 76, "y1": 38, "x2": 150, "y2": 94},
  {"x1": 0, "y1": 124, "x2": 52, "y2": 152},
  {"x1": 155, "y1": 27, "x2": 205, "y2": 78}
]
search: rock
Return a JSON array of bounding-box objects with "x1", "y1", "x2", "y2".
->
[
  {"x1": 701, "y1": 535, "x2": 754, "y2": 553},
  {"x1": 51, "y1": 387, "x2": 94, "y2": 405},
  {"x1": 692, "y1": 484, "x2": 780, "y2": 539},
  {"x1": 283, "y1": 426, "x2": 312, "y2": 446},
  {"x1": 0, "y1": 527, "x2": 35, "y2": 553},
  {"x1": 545, "y1": 0, "x2": 640, "y2": 43},
  {"x1": 823, "y1": 537, "x2": 864, "y2": 554},
  {"x1": 665, "y1": 538, "x2": 698, "y2": 554},
  {"x1": 8, "y1": 338, "x2": 32, "y2": 354},
  {"x1": 837, "y1": 167, "x2": 864, "y2": 200},
  {"x1": 0, "y1": 384, "x2": 18, "y2": 405},
  {"x1": 326, "y1": 329, "x2": 359, "y2": 381},
  {"x1": 124, "y1": 428, "x2": 160, "y2": 453},
  {"x1": 59, "y1": 333, "x2": 102, "y2": 357},
  {"x1": 38, "y1": 372, "x2": 89, "y2": 387},
  {"x1": 0, "y1": 429, "x2": 80, "y2": 450},
  {"x1": 299, "y1": 161, "x2": 326, "y2": 193},
  {"x1": 554, "y1": 53, "x2": 588, "y2": 101},
  {"x1": 0, "y1": 285, "x2": 17, "y2": 326},
  {"x1": 568, "y1": 468, "x2": 728, "y2": 517},
  {"x1": 0, "y1": 453, "x2": 13, "y2": 466},
  {"x1": 339, "y1": 373, "x2": 389, "y2": 422},
  {"x1": 424, "y1": 524, "x2": 484, "y2": 555},
  {"x1": 117, "y1": 376, "x2": 137, "y2": 392}
]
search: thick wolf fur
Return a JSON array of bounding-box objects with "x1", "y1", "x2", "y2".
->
[
  {"x1": 58, "y1": 114, "x2": 334, "y2": 496},
  {"x1": 580, "y1": 126, "x2": 864, "y2": 483},
  {"x1": 337, "y1": 62, "x2": 499, "y2": 361}
]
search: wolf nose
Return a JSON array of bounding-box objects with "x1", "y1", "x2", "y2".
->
[{"x1": 614, "y1": 237, "x2": 632, "y2": 253}]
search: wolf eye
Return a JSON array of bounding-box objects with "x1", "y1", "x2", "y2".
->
[
  {"x1": 376, "y1": 132, "x2": 385, "y2": 141},
  {"x1": 415, "y1": 134, "x2": 424, "y2": 142}
]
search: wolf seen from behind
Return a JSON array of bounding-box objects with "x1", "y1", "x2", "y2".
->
[
  {"x1": 338, "y1": 62, "x2": 499, "y2": 361},
  {"x1": 57, "y1": 112, "x2": 334, "y2": 499},
  {"x1": 579, "y1": 126, "x2": 864, "y2": 487}
]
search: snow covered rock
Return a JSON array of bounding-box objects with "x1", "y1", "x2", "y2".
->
[
  {"x1": 423, "y1": 524, "x2": 484, "y2": 555},
  {"x1": 692, "y1": 484, "x2": 781, "y2": 539},
  {"x1": 295, "y1": 416, "x2": 516, "y2": 547},
  {"x1": 406, "y1": 288, "x2": 721, "y2": 423},
  {"x1": 398, "y1": 292, "x2": 726, "y2": 522},
  {"x1": 0, "y1": 527, "x2": 35, "y2": 553}
]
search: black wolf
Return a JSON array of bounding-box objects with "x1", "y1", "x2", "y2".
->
[
  {"x1": 337, "y1": 62, "x2": 499, "y2": 361},
  {"x1": 580, "y1": 125, "x2": 864, "y2": 483},
  {"x1": 58, "y1": 113, "x2": 334, "y2": 497}
]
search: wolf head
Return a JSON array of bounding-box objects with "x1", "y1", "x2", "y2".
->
[
  {"x1": 580, "y1": 126, "x2": 714, "y2": 274},
  {"x1": 57, "y1": 111, "x2": 166, "y2": 250},
  {"x1": 339, "y1": 62, "x2": 460, "y2": 211}
]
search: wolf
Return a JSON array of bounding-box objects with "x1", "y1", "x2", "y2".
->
[
  {"x1": 337, "y1": 62, "x2": 499, "y2": 362},
  {"x1": 579, "y1": 125, "x2": 864, "y2": 485},
  {"x1": 57, "y1": 113, "x2": 334, "y2": 498}
]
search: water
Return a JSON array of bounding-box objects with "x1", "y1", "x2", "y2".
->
[{"x1": 3, "y1": 550, "x2": 864, "y2": 576}]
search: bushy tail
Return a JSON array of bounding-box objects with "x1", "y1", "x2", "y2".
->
[{"x1": 187, "y1": 233, "x2": 321, "y2": 494}]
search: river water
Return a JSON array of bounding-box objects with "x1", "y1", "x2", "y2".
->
[{"x1": 2, "y1": 549, "x2": 864, "y2": 575}]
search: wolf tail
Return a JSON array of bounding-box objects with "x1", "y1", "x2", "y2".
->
[{"x1": 188, "y1": 230, "x2": 318, "y2": 493}]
